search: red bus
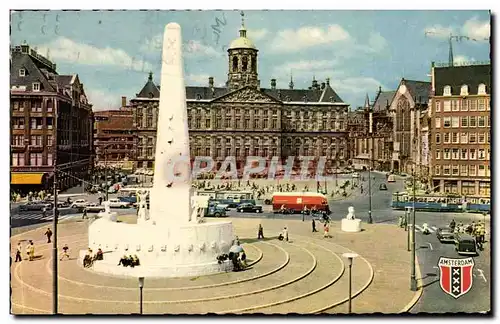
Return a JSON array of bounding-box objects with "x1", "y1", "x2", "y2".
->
[{"x1": 272, "y1": 192, "x2": 330, "y2": 214}]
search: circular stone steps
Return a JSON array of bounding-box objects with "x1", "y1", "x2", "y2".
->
[{"x1": 11, "y1": 219, "x2": 375, "y2": 315}]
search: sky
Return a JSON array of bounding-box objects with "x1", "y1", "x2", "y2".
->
[{"x1": 9, "y1": 10, "x2": 491, "y2": 111}]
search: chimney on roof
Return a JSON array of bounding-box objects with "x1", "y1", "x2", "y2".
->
[
  {"x1": 321, "y1": 82, "x2": 326, "y2": 90},
  {"x1": 271, "y1": 78, "x2": 276, "y2": 90},
  {"x1": 121, "y1": 96, "x2": 127, "y2": 107},
  {"x1": 208, "y1": 77, "x2": 214, "y2": 88}
]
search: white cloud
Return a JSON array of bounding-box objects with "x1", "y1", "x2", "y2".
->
[
  {"x1": 37, "y1": 37, "x2": 152, "y2": 72},
  {"x1": 247, "y1": 29, "x2": 269, "y2": 41},
  {"x1": 183, "y1": 40, "x2": 223, "y2": 57},
  {"x1": 269, "y1": 25, "x2": 350, "y2": 52},
  {"x1": 462, "y1": 17, "x2": 490, "y2": 40},
  {"x1": 329, "y1": 77, "x2": 386, "y2": 104},
  {"x1": 186, "y1": 73, "x2": 211, "y2": 85},
  {"x1": 424, "y1": 17, "x2": 490, "y2": 41},
  {"x1": 273, "y1": 59, "x2": 339, "y2": 74},
  {"x1": 424, "y1": 24, "x2": 453, "y2": 39},
  {"x1": 366, "y1": 32, "x2": 389, "y2": 53},
  {"x1": 87, "y1": 89, "x2": 122, "y2": 111}
]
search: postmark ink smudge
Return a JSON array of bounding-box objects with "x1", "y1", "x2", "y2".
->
[
  {"x1": 211, "y1": 12, "x2": 227, "y2": 46},
  {"x1": 17, "y1": 11, "x2": 23, "y2": 31}
]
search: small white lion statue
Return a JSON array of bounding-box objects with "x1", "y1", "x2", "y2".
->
[{"x1": 346, "y1": 206, "x2": 356, "y2": 220}]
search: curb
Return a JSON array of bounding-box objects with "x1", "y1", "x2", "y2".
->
[{"x1": 399, "y1": 255, "x2": 423, "y2": 313}]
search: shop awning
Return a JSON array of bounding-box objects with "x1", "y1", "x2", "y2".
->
[{"x1": 11, "y1": 173, "x2": 45, "y2": 185}]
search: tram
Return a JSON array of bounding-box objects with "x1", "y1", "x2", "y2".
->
[{"x1": 391, "y1": 193, "x2": 490, "y2": 213}]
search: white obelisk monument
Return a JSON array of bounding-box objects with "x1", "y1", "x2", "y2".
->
[
  {"x1": 83, "y1": 23, "x2": 234, "y2": 277},
  {"x1": 149, "y1": 22, "x2": 195, "y2": 226}
]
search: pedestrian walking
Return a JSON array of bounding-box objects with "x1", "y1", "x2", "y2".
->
[
  {"x1": 98, "y1": 196, "x2": 103, "y2": 205},
  {"x1": 283, "y1": 227, "x2": 289, "y2": 242},
  {"x1": 27, "y1": 240, "x2": 35, "y2": 261},
  {"x1": 312, "y1": 219, "x2": 318, "y2": 232},
  {"x1": 82, "y1": 208, "x2": 88, "y2": 219},
  {"x1": 257, "y1": 224, "x2": 264, "y2": 239},
  {"x1": 323, "y1": 223, "x2": 331, "y2": 238},
  {"x1": 60, "y1": 244, "x2": 70, "y2": 261},
  {"x1": 15, "y1": 242, "x2": 22, "y2": 262},
  {"x1": 479, "y1": 223, "x2": 486, "y2": 244},
  {"x1": 44, "y1": 227, "x2": 52, "y2": 243}
]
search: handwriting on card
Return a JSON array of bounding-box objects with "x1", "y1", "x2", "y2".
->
[{"x1": 211, "y1": 13, "x2": 227, "y2": 46}]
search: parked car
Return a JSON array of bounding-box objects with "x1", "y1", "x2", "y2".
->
[
  {"x1": 236, "y1": 203, "x2": 263, "y2": 213},
  {"x1": 379, "y1": 183, "x2": 388, "y2": 190},
  {"x1": 105, "y1": 198, "x2": 131, "y2": 208},
  {"x1": 19, "y1": 201, "x2": 53, "y2": 211},
  {"x1": 44, "y1": 197, "x2": 71, "y2": 208},
  {"x1": 85, "y1": 203, "x2": 105, "y2": 213},
  {"x1": 71, "y1": 199, "x2": 89, "y2": 208},
  {"x1": 57, "y1": 201, "x2": 72, "y2": 208},
  {"x1": 352, "y1": 172, "x2": 360, "y2": 179},
  {"x1": 436, "y1": 227, "x2": 455, "y2": 243},
  {"x1": 119, "y1": 196, "x2": 138, "y2": 204},
  {"x1": 204, "y1": 205, "x2": 227, "y2": 218},
  {"x1": 454, "y1": 233, "x2": 477, "y2": 256}
]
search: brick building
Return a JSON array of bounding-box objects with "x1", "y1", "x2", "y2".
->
[
  {"x1": 10, "y1": 44, "x2": 93, "y2": 192},
  {"x1": 131, "y1": 15, "x2": 350, "y2": 171},
  {"x1": 93, "y1": 100, "x2": 135, "y2": 171},
  {"x1": 429, "y1": 63, "x2": 491, "y2": 196}
]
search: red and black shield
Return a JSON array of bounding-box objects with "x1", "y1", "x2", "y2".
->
[{"x1": 438, "y1": 257, "x2": 475, "y2": 299}]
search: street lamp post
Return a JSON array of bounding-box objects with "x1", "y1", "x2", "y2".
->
[
  {"x1": 138, "y1": 277, "x2": 145, "y2": 314},
  {"x1": 410, "y1": 162, "x2": 417, "y2": 291},
  {"x1": 52, "y1": 156, "x2": 58, "y2": 314},
  {"x1": 104, "y1": 145, "x2": 109, "y2": 202},
  {"x1": 335, "y1": 158, "x2": 339, "y2": 189},
  {"x1": 367, "y1": 107, "x2": 373, "y2": 224},
  {"x1": 342, "y1": 252, "x2": 359, "y2": 314},
  {"x1": 52, "y1": 111, "x2": 59, "y2": 315},
  {"x1": 406, "y1": 207, "x2": 411, "y2": 252},
  {"x1": 410, "y1": 99, "x2": 418, "y2": 292}
]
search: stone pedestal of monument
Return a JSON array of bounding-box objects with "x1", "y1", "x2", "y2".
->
[
  {"x1": 341, "y1": 219, "x2": 362, "y2": 232},
  {"x1": 341, "y1": 206, "x2": 362, "y2": 232},
  {"x1": 83, "y1": 218, "x2": 234, "y2": 278}
]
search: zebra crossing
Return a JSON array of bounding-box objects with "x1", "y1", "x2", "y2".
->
[
  {"x1": 11, "y1": 211, "x2": 75, "y2": 222},
  {"x1": 412, "y1": 224, "x2": 440, "y2": 233}
]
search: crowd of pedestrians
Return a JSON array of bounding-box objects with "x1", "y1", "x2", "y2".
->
[{"x1": 192, "y1": 178, "x2": 355, "y2": 201}]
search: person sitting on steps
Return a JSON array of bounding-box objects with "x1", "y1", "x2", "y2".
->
[
  {"x1": 83, "y1": 248, "x2": 93, "y2": 268},
  {"x1": 118, "y1": 255, "x2": 130, "y2": 267},
  {"x1": 95, "y1": 248, "x2": 103, "y2": 261}
]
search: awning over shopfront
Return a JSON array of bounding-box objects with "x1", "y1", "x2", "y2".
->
[{"x1": 11, "y1": 173, "x2": 45, "y2": 185}]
